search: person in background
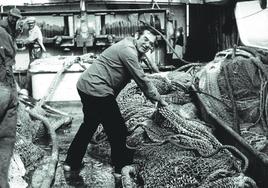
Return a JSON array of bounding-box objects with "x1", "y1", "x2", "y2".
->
[
  {"x1": 166, "y1": 11, "x2": 175, "y2": 54},
  {"x1": 63, "y1": 26, "x2": 168, "y2": 177},
  {"x1": 0, "y1": 7, "x2": 24, "y2": 92},
  {"x1": 173, "y1": 26, "x2": 184, "y2": 59},
  {"x1": 0, "y1": 7, "x2": 22, "y2": 42},
  {"x1": 0, "y1": 26, "x2": 18, "y2": 188},
  {"x1": 23, "y1": 16, "x2": 46, "y2": 63}
]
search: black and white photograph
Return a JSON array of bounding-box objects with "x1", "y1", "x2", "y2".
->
[{"x1": 0, "y1": 0, "x2": 267, "y2": 187}]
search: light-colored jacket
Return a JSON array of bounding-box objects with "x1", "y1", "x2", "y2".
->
[{"x1": 25, "y1": 25, "x2": 46, "y2": 52}]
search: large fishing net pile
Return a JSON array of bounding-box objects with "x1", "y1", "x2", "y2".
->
[
  {"x1": 15, "y1": 101, "x2": 46, "y2": 170},
  {"x1": 13, "y1": 97, "x2": 72, "y2": 187},
  {"x1": 194, "y1": 46, "x2": 268, "y2": 153},
  {"x1": 7, "y1": 101, "x2": 48, "y2": 187},
  {"x1": 117, "y1": 73, "x2": 192, "y2": 131},
  {"x1": 106, "y1": 72, "x2": 256, "y2": 187},
  {"x1": 89, "y1": 73, "x2": 192, "y2": 161}
]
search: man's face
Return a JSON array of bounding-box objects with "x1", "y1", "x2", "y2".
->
[
  {"x1": 27, "y1": 22, "x2": 35, "y2": 30},
  {"x1": 136, "y1": 30, "x2": 156, "y2": 54},
  {"x1": 8, "y1": 15, "x2": 19, "y2": 26}
]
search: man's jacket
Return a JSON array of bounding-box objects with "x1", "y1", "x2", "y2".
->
[{"x1": 0, "y1": 27, "x2": 16, "y2": 88}]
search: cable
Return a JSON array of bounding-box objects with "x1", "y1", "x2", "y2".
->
[
  {"x1": 236, "y1": 8, "x2": 267, "y2": 20},
  {"x1": 139, "y1": 20, "x2": 192, "y2": 64}
]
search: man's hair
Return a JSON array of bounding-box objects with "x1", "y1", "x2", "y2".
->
[
  {"x1": 136, "y1": 25, "x2": 158, "y2": 49},
  {"x1": 137, "y1": 25, "x2": 158, "y2": 36}
]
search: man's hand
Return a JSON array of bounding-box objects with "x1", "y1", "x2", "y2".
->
[
  {"x1": 41, "y1": 52, "x2": 48, "y2": 58},
  {"x1": 157, "y1": 98, "x2": 168, "y2": 107}
]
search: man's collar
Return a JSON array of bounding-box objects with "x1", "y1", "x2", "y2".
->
[{"x1": 133, "y1": 38, "x2": 144, "y2": 59}]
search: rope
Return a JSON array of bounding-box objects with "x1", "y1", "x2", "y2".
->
[
  {"x1": 247, "y1": 57, "x2": 268, "y2": 132},
  {"x1": 194, "y1": 89, "x2": 232, "y2": 110},
  {"x1": 223, "y1": 61, "x2": 241, "y2": 135},
  {"x1": 36, "y1": 56, "x2": 80, "y2": 109},
  {"x1": 174, "y1": 62, "x2": 204, "y2": 72},
  {"x1": 168, "y1": 140, "x2": 249, "y2": 173}
]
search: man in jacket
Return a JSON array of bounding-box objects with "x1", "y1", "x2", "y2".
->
[
  {"x1": 23, "y1": 16, "x2": 46, "y2": 63},
  {"x1": 0, "y1": 8, "x2": 22, "y2": 42},
  {"x1": 64, "y1": 26, "x2": 168, "y2": 175},
  {"x1": 0, "y1": 26, "x2": 18, "y2": 188}
]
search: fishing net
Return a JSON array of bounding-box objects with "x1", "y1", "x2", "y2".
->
[
  {"x1": 16, "y1": 102, "x2": 46, "y2": 170},
  {"x1": 14, "y1": 133, "x2": 45, "y2": 169},
  {"x1": 124, "y1": 103, "x2": 255, "y2": 187},
  {"x1": 17, "y1": 102, "x2": 44, "y2": 140},
  {"x1": 194, "y1": 46, "x2": 268, "y2": 153},
  {"x1": 111, "y1": 72, "x2": 256, "y2": 187},
  {"x1": 116, "y1": 74, "x2": 192, "y2": 131}
]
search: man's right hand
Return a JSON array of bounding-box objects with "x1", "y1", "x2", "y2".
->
[{"x1": 157, "y1": 98, "x2": 168, "y2": 107}]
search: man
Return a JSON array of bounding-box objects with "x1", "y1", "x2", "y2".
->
[
  {"x1": 0, "y1": 26, "x2": 18, "y2": 188},
  {"x1": 173, "y1": 27, "x2": 184, "y2": 59},
  {"x1": 23, "y1": 16, "x2": 46, "y2": 63},
  {"x1": 0, "y1": 8, "x2": 22, "y2": 42},
  {"x1": 64, "y1": 27, "x2": 168, "y2": 175}
]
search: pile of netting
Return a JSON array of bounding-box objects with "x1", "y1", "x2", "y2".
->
[
  {"x1": 116, "y1": 73, "x2": 192, "y2": 131},
  {"x1": 109, "y1": 72, "x2": 256, "y2": 187},
  {"x1": 16, "y1": 101, "x2": 46, "y2": 171},
  {"x1": 89, "y1": 72, "x2": 193, "y2": 161},
  {"x1": 194, "y1": 46, "x2": 268, "y2": 153},
  {"x1": 8, "y1": 101, "x2": 47, "y2": 187},
  {"x1": 13, "y1": 97, "x2": 72, "y2": 187}
]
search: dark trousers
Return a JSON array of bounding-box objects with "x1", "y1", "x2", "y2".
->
[
  {"x1": 65, "y1": 89, "x2": 133, "y2": 171},
  {"x1": 0, "y1": 85, "x2": 18, "y2": 188},
  {"x1": 28, "y1": 42, "x2": 42, "y2": 63}
]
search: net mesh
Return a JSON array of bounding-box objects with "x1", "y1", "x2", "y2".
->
[
  {"x1": 194, "y1": 46, "x2": 268, "y2": 153},
  {"x1": 114, "y1": 72, "x2": 256, "y2": 187}
]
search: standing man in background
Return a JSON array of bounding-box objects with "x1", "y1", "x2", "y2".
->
[
  {"x1": 173, "y1": 26, "x2": 184, "y2": 59},
  {"x1": 63, "y1": 26, "x2": 168, "y2": 177},
  {"x1": 0, "y1": 26, "x2": 18, "y2": 188},
  {"x1": 166, "y1": 12, "x2": 175, "y2": 54},
  {"x1": 23, "y1": 16, "x2": 46, "y2": 63},
  {"x1": 0, "y1": 7, "x2": 27, "y2": 92},
  {"x1": 0, "y1": 7, "x2": 22, "y2": 42}
]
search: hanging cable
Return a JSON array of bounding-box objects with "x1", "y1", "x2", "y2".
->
[{"x1": 236, "y1": 8, "x2": 267, "y2": 20}]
